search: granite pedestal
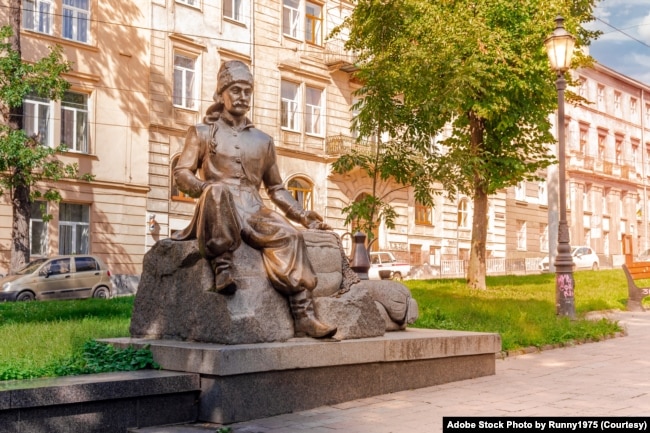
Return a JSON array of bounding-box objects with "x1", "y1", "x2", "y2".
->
[{"x1": 106, "y1": 328, "x2": 500, "y2": 424}]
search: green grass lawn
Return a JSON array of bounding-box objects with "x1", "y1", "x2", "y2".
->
[
  {"x1": 0, "y1": 269, "x2": 633, "y2": 380},
  {"x1": 406, "y1": 269, "x2": 629, "y2": 350}
]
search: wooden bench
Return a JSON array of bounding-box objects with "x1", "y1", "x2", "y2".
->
[{"x1": 621, "y1": 234, "x2": 650, "y2": 312}]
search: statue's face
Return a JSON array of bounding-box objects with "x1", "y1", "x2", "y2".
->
[{"x1": 222, "y1": 83, "x2": 252, "y2": 117}]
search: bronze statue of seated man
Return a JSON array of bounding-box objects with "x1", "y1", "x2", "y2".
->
[{"x1": 172, "y1": 60, "x2": 336, "y2": 339}]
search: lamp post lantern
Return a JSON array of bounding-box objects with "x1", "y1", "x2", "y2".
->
[{"x1": 545, "y1": 15, "x2": 576, "y2": 318}]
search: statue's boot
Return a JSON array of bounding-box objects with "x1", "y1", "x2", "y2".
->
[
  {"x1": 209, "y1": 254, "x2": 237, "y2": 295},
  {"x1": 289, "y1": 289, "x2": 337, "y2": 338}
]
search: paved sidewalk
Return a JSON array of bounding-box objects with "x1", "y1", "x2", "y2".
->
[{"x1": 227, "y1": 311, "x2": 650, "y2": 433}]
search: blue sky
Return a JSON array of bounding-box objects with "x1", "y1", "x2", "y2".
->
[{"x1": 588, "y1": 1, "x2": 650, "y2": 85}]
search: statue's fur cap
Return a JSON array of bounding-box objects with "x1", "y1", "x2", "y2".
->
[{"x1": 216, "y1": 60, "x2": 253, "y2": 95}]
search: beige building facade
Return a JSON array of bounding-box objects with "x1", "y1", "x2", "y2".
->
[
  {"x1": 2, "y1": 0, "x2": 648, "y2": 277},
  {"x1": 507, "y1": 64, "x2": 650, "y2": 268},
  {"x1": 0, "y1": 0, "x2": 151, "y2": 276}
]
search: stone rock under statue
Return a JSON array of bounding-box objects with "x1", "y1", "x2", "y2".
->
[{"x1": 130, "y1": 61, "x2": 418, "y2": 344}]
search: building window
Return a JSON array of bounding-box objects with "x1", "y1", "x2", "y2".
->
[
  {"x1": 173, "y1": 54, "x2": 197, "y2": 109},
  {"x1": 598, "y1": 133, "x2": 606, "y2": 159},
  {"x1": 578, "y1": 77, "x2": 588, "y2": 98},
  {"x1": 538, "y1": 181, "x2": 547, "y2": 206},
  {"x1": 457, "y1": 199, "x2": 469, "y2": 229},
  {"x1": 415, "y1": 201, "x2": 432, "y2": 226},
  {"x1": 23, "y1": 0, "x2": 52, "y2": 34},
  {"x1": 487, "y1": 203, "x2": 495, "y2": 232},
  {"x1": 223, "y1": 0, "x2": 243, "y2": 21},
  {"x1": 632, "y1": 139, "x2": 640, "y2": 171},
  {"x1": 283, "y1": 0, "x2": 300, "y2": 39},
  {"x1": 517, "y1": 220, "x2": 527, "y2": 251},
  {"x1": 286, "y1": 177, "x2": 313, "y2": 211},
  {"x1": 170, "y1": 156, "x2": 194, "y2": 202},
  {"x1": 305, "y1": 2, "x2": 322, "y2": 45},
  {"x1": 615, "y1": 136, "x2": 623, "y2": 164},
  {"x1": 62, "y1": 0, "x2": 89, "y2": 43},
  {"x1": 614, "y1": 91, "x2": 621, "y2": 116},
  {"x1": 281, "y1": 80, "x2": 300, "y2": 131},
  {"x1": 540, "y1": 223, "x2": 548, "y2": 252},
  {"x1": 283, "y1": 0, "x2": 323, "y2": 46},
  {"x1": 602, "y1": 189, "x2": 609, "y2": 215},
  {"x1": 305, "y1": 85, "x2": 323, "y2": 135},
  {"x1": 177, "y1": 0, "x2": 199, "y2": 6},
  {"x1": 597, "y1": 85, "x2": 605, "y2": 110},
  {"x1": 583, "y1": 184, "x2": 591, "y2": 213},
  {"x1": 579, "y1": 127, "x2": 588, "y2": 155},
  {"x1": 350, "y1": 97, "x2": 361, "y2": 140},
  {"x1": 30, "y1": 201, "x2": 48, "y2": 257},
  {"x1": 23, "y1": 93, "x2": 52, "y2": 146},
  {"x1": 61, "y1": 91, "x2": 89, "y2": 153},
  {"x1": 631, "y1": 98, "x2": 638, "y2": 119},
  {"x1": 515, "y1": 181, "x2": 526, "y2": 201},
  {"x1": 59, "y1": 203, "x2": 90, "y2": 255}
]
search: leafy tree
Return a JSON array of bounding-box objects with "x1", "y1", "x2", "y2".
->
[
  {"x1": 331, "y1": 134, "x2": 445, "y2": 241},
  {"x1": 0, "y1": 24, "x2": 93, "y2": 273},
  {"x1": 333, "y1": 0, "x2": 600, "y2": 288}
]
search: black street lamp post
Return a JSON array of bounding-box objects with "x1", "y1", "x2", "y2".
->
[{"x1": 545, "y1": 16, "x2": 576, "y2": 318}]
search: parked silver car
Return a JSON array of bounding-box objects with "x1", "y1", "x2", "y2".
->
[
  {"x1": 0, "y1": 255, "x2": 113, "y2": 302},
  {"x1": 539, "y1": 246, "x2": 600, "y2": 272}
]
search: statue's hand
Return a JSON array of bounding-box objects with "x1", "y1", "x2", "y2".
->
[{"x1": 301, "y1": 210, "x2": 331, "y2": 230}]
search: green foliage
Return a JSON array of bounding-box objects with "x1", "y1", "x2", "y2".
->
[
  {"x1": 0, "y1": 27, "x2": 72, "y2": 108},
  {"x1": 407, "y1": 269, "x2": 625, "y2": 351},
  {"x1": 53, "y1": 340, "x2": 159, "y2": 377},
  {"x1": 0, "y1": 340, "x2": 158, "y2": 381},
  {"x1": 336, "y1": 0, "x2": 600, "y2": 199},
  {"x1": 0, "y1": 128, "x2": 94, "y2": 201},
  {"x1": 339, "y1": 191, "x2": 399, "y2": 236}
]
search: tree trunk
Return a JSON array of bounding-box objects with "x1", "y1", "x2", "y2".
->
[
  {"x1": 11, "y1": 183, "x2": 30, "y2": 273},
  {"x1": 8, "y1": 0, "x2": 31, "y2": 274},
  {"x1": 466, "y1": 111, "x2": 488, "y2": 290},
  {"x1": 467, "y1": 188, "x2": 488, "y2": 289}
]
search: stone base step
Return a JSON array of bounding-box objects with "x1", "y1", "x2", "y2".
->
[
  {"x1": 107, "y1": 328, "x2": 501, "y2": 425},
  {"x1": 128, "y1": 422, "x2": 226, "y2": 433},
  {"x1": 0, "y1": 370, "x2": 200, "y2": 433}
]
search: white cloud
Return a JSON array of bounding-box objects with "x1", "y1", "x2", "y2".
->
[{"x1": 637, "y1": 13, "x2": 650, "y2": 42}]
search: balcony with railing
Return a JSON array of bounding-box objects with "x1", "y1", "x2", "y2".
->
[
  {"x1": 324, "y1": 38, "x2": 359, "y2": 72},
  {"x1": 325, "y1": 134, "x2": 377, "y2": 157},
  {"x1": 574, "y1": 157, "x2": 634, "y2": 180}
]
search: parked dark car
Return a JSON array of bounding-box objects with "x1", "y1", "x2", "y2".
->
[{"x1": 0, "y1": 255, "x2": 113, "y2": 301}]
